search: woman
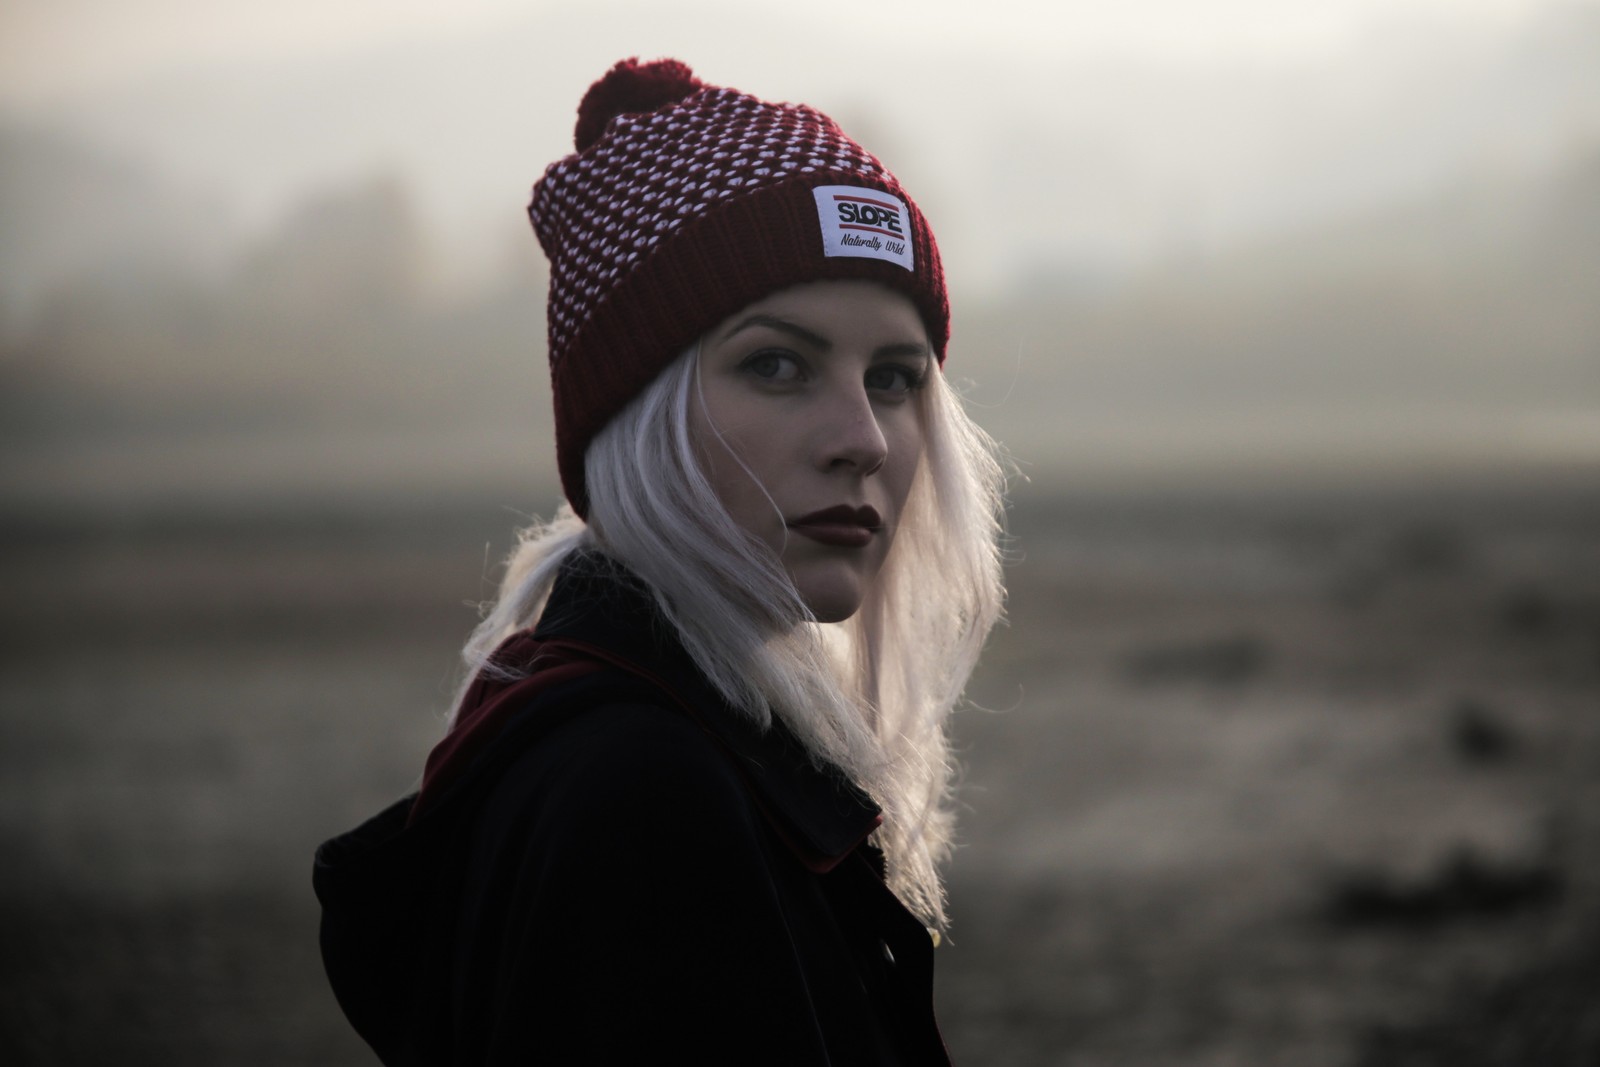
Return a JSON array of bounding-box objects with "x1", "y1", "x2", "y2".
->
[{"x1": 315, "y1": 58, "x2": 1006, "y2": 1065}]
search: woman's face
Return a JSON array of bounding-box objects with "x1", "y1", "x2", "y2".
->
[{"x1": 693, "y1": 279, "x2": 932, "y2": 624}]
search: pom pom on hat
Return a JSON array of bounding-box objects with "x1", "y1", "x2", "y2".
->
[{"x1": 574, "y1": 58, "x2": 704, "y2": 150}]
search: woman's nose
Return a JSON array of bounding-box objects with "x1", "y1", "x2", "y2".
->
[{"x1": 819, "y1": 386, "x2": 889, "y2": 475}]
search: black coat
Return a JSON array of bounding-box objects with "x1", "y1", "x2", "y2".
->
[{"x1": 313, "y1": 555, "x2": 952, "y2": 1065}]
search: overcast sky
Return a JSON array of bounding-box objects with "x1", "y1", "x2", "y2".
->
[
  {"x1": 4, "y1": 0, "x2": 1592, "y2": 298},
  {"x1": 0, "y1": 0, "x2": 1560, "y2": 104}
]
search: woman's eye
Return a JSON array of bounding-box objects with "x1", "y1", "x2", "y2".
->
[
  {"x1": 742, "y1": 350, "x2": 803, "y2": 382},
  {"x1": 865, "y1": 363, "x2": 926, "y2": 396}
]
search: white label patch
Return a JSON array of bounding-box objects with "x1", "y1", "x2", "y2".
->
[{"x1": 812, "y1": 185, "x2": 914, "y2": 271}]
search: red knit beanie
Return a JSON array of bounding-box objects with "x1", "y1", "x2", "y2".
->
[{"x1": 529, "y1": 57, "x2": 949, "y2": 516}]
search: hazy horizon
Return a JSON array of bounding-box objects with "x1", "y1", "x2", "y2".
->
[{"x1": 2, "y1": 0, "x2": 1597, "y2": 508}]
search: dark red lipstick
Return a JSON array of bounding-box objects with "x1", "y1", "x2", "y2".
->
[{"x1": 787, "y1": 505, "x2": 882, "y2": 548}]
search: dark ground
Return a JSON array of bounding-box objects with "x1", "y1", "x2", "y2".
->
[{"x1": 2, "y1": 482, "x2": 1598, "y2": 1065}]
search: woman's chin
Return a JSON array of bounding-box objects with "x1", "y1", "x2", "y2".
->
[
  {"x1": 808, "y1": 600, "x2": 862, "y2": 625},
  {"x1": 791, "y1": 566, "x2": 871, "y2": 624}
]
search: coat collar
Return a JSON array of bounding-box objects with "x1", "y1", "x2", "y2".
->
[{"x1": 532, "y1": 552, "x2": 882, "y2": 873}]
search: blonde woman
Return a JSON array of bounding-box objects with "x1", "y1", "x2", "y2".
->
[{"x1": 316, "y1": 58, "x2": 1006, "y2": 1066}]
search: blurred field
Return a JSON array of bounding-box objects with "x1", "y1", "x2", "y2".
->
[{"x1": 1, "y1": 481, "x2": 1598, "y2": 1065}]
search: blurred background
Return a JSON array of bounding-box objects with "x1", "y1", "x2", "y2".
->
[{"x1": 2, "y1": 0, "x2": 1598, "y2": 1063}]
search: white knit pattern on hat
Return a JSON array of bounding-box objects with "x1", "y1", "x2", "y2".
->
[{"x1": 532, "y1": 87, "x2": 889, "y2": 369}]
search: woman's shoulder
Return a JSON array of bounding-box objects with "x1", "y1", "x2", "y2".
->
[
  {"x1": 481, "y1": 695, "x2": 764, "y2": 849},
  {"x1": 523, "y1": 697, "x2": 739, "y2": 781}
]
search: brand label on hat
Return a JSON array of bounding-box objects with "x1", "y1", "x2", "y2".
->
[{"x1": 812, "y1": 185, "x2": 914, "y2": 271}]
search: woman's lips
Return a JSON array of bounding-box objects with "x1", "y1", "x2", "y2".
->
[{"x1": 787, "y1": 505, "x2": 883, "y2": 548}]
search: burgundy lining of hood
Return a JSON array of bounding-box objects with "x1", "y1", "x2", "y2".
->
[
  {"x1": 407, "y1": 635, "x2": 601, "y2": 827},
  {"x1": 406, "y1": 631, "x2": 880, "y2": 873}
]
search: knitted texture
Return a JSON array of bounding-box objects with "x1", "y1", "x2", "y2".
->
[{"x1": 529, "y1": 58, "x2": 949, "y2": 515}]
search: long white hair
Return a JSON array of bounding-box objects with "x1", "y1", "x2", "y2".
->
[{"x1": 455, "y1": 341, "x2": 1006, "y2": 929}]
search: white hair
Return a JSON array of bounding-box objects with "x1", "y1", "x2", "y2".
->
[{"x1": 455, "y1": 343, "x2": 1006, "y2": 929}]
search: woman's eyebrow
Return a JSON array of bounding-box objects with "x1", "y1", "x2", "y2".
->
[
  {"x1": 720, "y1": 314, "x2": 830, "y2": 350},
  {"x1": 875, "y1": 342, "x2": 930, "y2": 360}
]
